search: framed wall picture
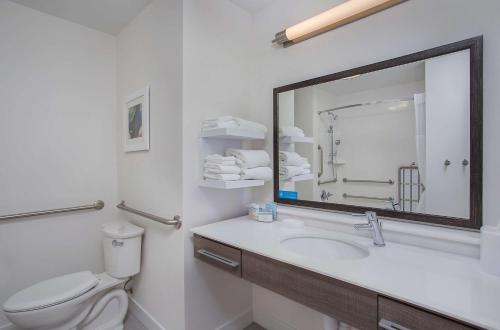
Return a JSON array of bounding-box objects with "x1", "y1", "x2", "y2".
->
[{"x1": 123, "y1": 86, "x2": 150, "y2": 152}]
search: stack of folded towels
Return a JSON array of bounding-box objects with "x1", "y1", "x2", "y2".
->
[
  {"x1": 202, "y1": 116, "x2": 267, "y2": 133},
  {"x1": 203, "y1": 149, "x2": 272, "y2": 182},
  {"x1": 279, "y1": 151, "x2": 311, "y2": 180},
  {"x1": 279, "y1": 126, "x2": 305, "y2": 137},
  {"x1": 203, "y1": 154, "x2": 241, "y2": 181},
  {"x1": 226, "y1": 149, "x2": 272, "y2": 181}
]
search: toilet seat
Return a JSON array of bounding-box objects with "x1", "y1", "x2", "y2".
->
[{"x1": 3, "y1": 271, "x2": 99, "y2": 313}]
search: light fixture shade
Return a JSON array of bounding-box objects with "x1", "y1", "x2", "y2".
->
[{"x1": 273, "y1": 0, "x2": 406, "y2": 47}]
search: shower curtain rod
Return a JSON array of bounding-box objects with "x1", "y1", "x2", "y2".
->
[{"x1": 317, "y1": 97, "x2": 414, "y2": 115}]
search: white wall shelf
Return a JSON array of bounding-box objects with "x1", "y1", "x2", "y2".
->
[
  {"x1": 280, "y1": 136, "x2": 314, "y2": 144},
  {"x1": 201, "y1": 127, "x2": 265, "y2": 140},
  {"x1": 281, "y1": 173, "x2": 314, "y2": 183},
  {"x1": 199, "y1": 179, "x2": 265, "y2": 189}
]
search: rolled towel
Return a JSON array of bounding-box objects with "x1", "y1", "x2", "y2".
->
[
  {"x1": 279, "y1": 126, "x2": 305, "y2": 137},
  {"x1": 203, "y1": 116, "x2": 267, "y2": 133},
  {"x1": 279, "y1": 151, "x2": 306, "y2": 166},
  {"x1": 241, "y1": 167, "x2": 273, "y2": 181},
  {"x1": 279, "y1": 166, "x2": 304, "y2": 180},
  {"x1": 204, "y1": 173, "x2": 241, "y2": 181},
  {"x1": 204, "y1": 164, "x2": 241, "y2": 174},
  {"x1": 226, "y1": 149, "x2": 270, "y2": 169}
]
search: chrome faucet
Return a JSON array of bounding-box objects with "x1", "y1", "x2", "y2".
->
[{"x1": 354, "y1": 211, "x2": 385, "y2": 247}]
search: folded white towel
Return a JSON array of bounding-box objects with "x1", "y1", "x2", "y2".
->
[
  {"x1": 205, "y1": 154, "x2": 236, "y2": 162},
  {"x1": 205, "y1": 160, "x2": 236, "y2": 166},
  {"x1": 279, "y1": 126, "x2": 305, "y2": 137},
  {"x1": 279, "y1": 166, "x2": 311, "y2": 180},
  {"x1": 279, "y1": 151, "x2": 306, "y2": 166},
  {"x1": 279, "y1": 166, "x2": 304, "y2": 180},
  {"x1": 226, "y1": 149, "x2": 270, "y2": 169},
  {"x1": 204, "y1": 164, "x2": 241, "y2": 174},
  {"x1": 202, "y1": 116, "x2": 267, "y2": 133},
  {"x1": 301, "y1": 162, "x2": 311, "y2": 169},
  {"x1": 241, "y1": 167, "x2": 273, "y2": 181},
  {"x1": 204, "y1": 173, "x2": 241, "y2": 181}
]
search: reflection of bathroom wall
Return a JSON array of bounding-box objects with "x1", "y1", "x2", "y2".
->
[
  {"x1": 424, "y1": 50, "x2": 470, "y2": 218},
  {"x1": 294, "y1": 88, "x2": 315, "y2": 200},
  {"x1": 314, "y1": 81, "x2": 423, "y2": 209},
  {"x1": 279, "y1": 91, "x2": 297, "y2": 193}
]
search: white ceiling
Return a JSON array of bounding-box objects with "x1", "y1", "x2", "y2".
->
[
  {"x1": 317, "y1": 61, "x2": 425, "y2": 96},
  {"x1": 229, "y1": 0, "x2": 275, "y2": 14},
  {"x1": 9, "y1": 0, "x2": 152, "y2": 35}
]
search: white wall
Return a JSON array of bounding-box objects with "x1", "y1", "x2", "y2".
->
[
  {"x1": 250, "y1": 0, "x2": 500, "y2": 328},
  {"x1": 0, "y1": 1, "x2": 117, "y2": 327},
  {"x1": 116, "y1": 0, "x2": 184, "y2": 329},
  {"x1": 182, "y1": 1, "x2": 258, "y2": 329}
]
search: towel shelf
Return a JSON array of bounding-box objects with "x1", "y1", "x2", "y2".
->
[
  {"x1": 200, "y1": 127, "x2": 265, "y2": 140},
  {"x1": 199, "y1": 179, "x2": 265, "y2": 189}
]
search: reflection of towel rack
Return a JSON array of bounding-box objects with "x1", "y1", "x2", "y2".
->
[
  {"x1": 343, "y1": 178, "x2": 394, "y2": 185},
  {"x1": 343, "y1": 193, "x2": 393, "y2": 202}
]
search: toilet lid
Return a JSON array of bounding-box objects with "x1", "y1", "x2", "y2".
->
[{"x1": 3, "y1": 271, "x2": 99, "y2": 313}]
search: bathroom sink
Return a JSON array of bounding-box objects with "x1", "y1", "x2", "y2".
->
[{"x1": 281, "y1": 236, "x2": 369, "y2": 261}]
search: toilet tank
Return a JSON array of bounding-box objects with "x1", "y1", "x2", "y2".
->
[{"x1": 102, "y1": 222, "x2": 144, "y2": 278}]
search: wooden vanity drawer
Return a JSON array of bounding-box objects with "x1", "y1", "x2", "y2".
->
[
  {"x1": 242, "y1": 251, "x2": 378, "y2": 330},
  {"x1": 193, "y1": 235, "x2": 242, "y2": 277},
  {"x1": 378, "y1": 297, "x2": 480, "y2": 330}
]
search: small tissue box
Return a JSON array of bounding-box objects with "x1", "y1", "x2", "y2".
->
[{"x1": 248, "y1": 203, "x2": 276, "y2": 222}]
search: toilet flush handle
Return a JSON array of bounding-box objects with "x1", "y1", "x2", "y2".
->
[{"x1": 112, "y1": 240, "x2": 123, "y2": 247}]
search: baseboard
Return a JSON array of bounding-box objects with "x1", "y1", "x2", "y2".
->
[
  {"x1": 253, "y1": 310, "x2": 297, "y2": 330},
  {"x1": 128, "y1": 296, "x2": 166, "y2": 330},
  {"x1": 215, "y1": 308, "x2": 253, "y2": 330}
]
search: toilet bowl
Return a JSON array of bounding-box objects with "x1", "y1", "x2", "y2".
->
[{"x1": 3, "y1": 222, "x2": 144, "y2": 330}]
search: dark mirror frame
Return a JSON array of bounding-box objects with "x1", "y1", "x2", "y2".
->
[{"x1": 273, "y1": 36, "x2": 483, "y2": 230}]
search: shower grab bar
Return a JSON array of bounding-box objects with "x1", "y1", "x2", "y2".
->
[
  {"x1": 343, "y1": 178, "x2": 394, "y2": 185},
  {"x1": 343, "y1": 193, "x2": 394, "y2": 202},
  {"x1": 116, "y1": 201, "x2": 182, "y2": 229},
  {"x1": 0, "y1": 200, "x2": 104, "y2": 222},
  {"x1": 317, "y1": 145, "x2": 324, "y2": 178}
]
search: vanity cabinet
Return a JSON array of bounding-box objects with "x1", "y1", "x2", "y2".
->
[
  {"x1": 378, "y1": 297, "x2": 477, "y2": 330},
  {"x1": 193, "y1": 235, "x2": 482, "y2": 330},
  {"x1": 242, "y1": 250, "x2": 378, "y2": 330},
  {"x1": 193, "y1": 235, "x2": 242, "y2": 277}
]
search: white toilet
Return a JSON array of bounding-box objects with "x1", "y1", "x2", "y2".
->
[{"x1": 2, "y1": 222, "x2": 144, "y2": 330}]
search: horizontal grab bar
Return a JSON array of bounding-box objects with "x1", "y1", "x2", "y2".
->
[
  {"x1": 343, "y1": 178, "x2": 394, "y2": 185},
  {"x1": 116, "y1": 201, "x2": 181, "y2": 229},
  {"x1": 343, "y1": 193, "x2": 394, "y2": 202},
  {"x1": 0, "y1": 200, "x2": 104, "y2": 222}
]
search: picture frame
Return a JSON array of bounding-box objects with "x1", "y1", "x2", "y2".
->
[{"x1": 123, "y1": 86, "x2": 150, "y2": 152}]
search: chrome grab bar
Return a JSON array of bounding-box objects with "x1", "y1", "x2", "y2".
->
[
  {"x1": 197, "y1": 249, "x2": 239, "y2": 268},
  {"x1": 343, "y1": 178, "x2": 394, "y2": 185},
  {"x1": 0, "y1": 200, "x2": 104, "y2": 222},
  {"x1": 317, "y1": 144, "x2": 324, "y2": 178},
  {"x1": 116, "y1": 201, "x2": 181, "y2": 229},
  {"x1": 343, "y1": 193, "x2": 393, "y2": 202}
]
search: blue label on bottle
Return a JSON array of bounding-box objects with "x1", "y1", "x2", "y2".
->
[{"x1": 278, "y1": 190, "x2": 298, "y2": 200}]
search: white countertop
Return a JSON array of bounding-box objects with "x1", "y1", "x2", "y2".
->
[{"x1": 191, "y1": 217, "x2": 500, "y2": 330}]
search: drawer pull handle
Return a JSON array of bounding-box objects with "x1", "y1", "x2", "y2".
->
[
  {"x1": 197, "y1": 249, "x2": 240, "y2": 268},
  {"x1": 379, "y1": 319, "x2": 412, "y2": 330}
]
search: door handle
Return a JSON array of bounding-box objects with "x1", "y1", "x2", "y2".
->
[
  {"x1": 197, "y1": 249, "x2": 239, "y2": 268},
  {"x1": 379, "y1": 319, "x2": 412, "y2": 330}
]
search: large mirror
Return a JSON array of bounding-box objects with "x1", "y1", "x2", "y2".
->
[{"x1": 274, "y1": 37, "x2": 482, "y2": 229}]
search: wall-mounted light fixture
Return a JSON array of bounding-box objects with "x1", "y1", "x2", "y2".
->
[{"x1": 272, "y1": 0, "x2": 406, "y2": 47}]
